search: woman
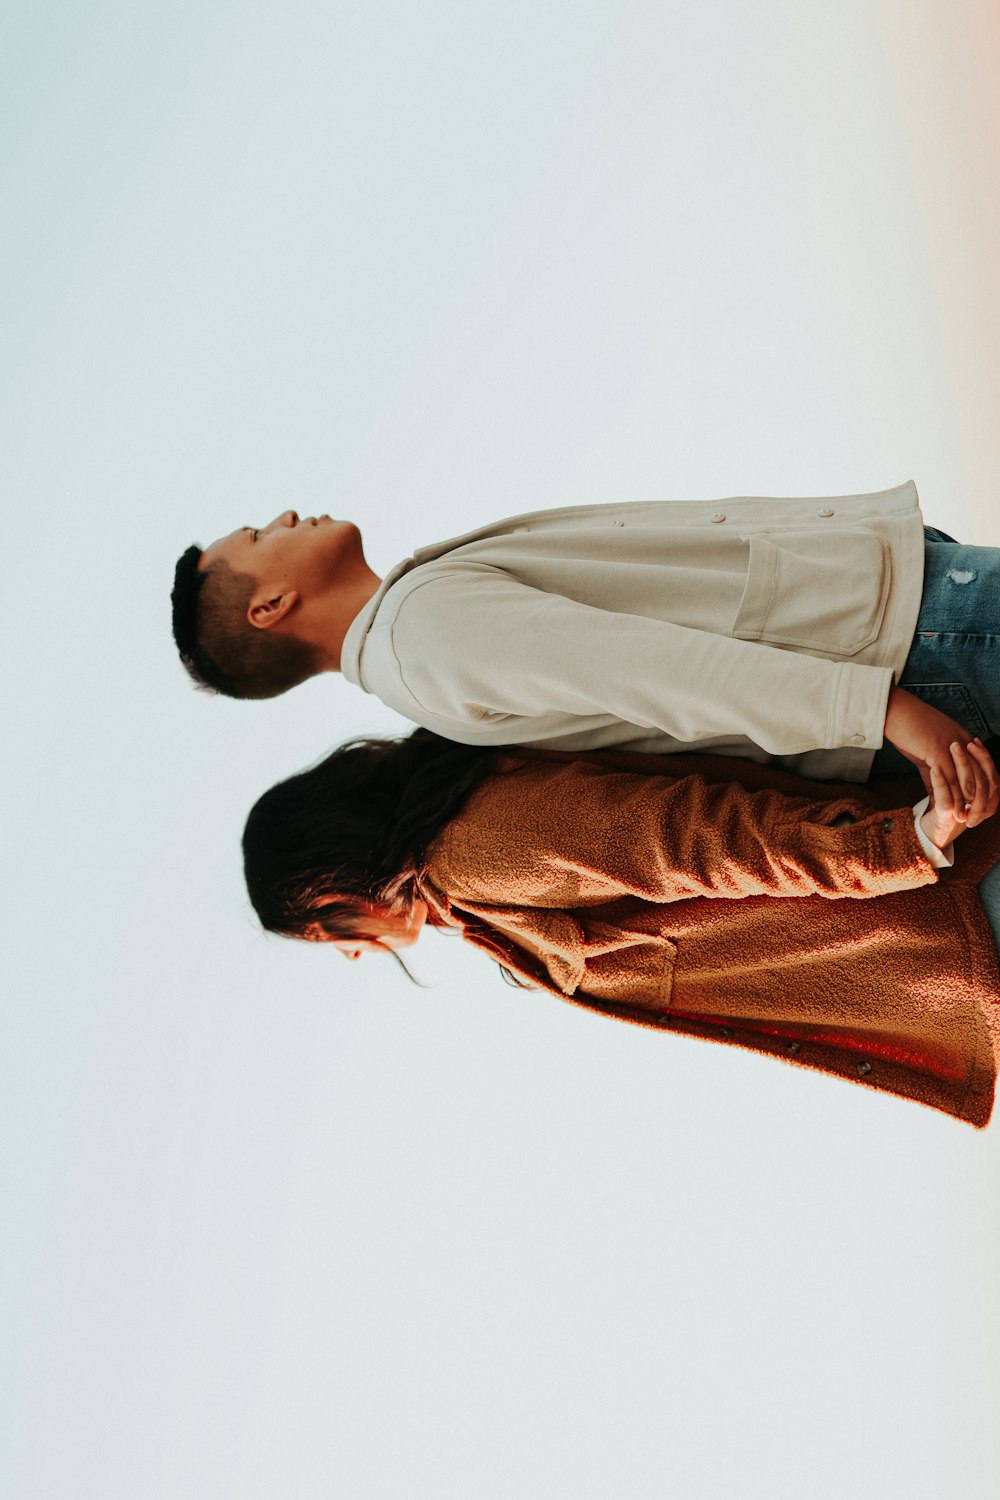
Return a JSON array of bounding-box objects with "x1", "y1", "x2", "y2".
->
[{"x1": 243, "y1": 732, "x2": 1000, "y2": 1127}]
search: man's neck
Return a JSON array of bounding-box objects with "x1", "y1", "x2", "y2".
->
[{"x1": 311, "y1": 564, "x2": 383, "y2": 673}]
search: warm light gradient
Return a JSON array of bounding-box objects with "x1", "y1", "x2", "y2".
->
[{"x1": 3, "y1": 3, "x2": 999, "y2": 1497}]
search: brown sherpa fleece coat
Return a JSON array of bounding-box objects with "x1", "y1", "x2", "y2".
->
[{"x1": 418, "y1": 750, "x2": 1000, "y2": 1127}]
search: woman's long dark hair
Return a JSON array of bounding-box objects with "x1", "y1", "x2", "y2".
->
[{"x1": 243, "y1": 729, "x2": 497, "y2": 940}]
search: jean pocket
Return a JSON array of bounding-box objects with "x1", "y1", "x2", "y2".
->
[{"x1": 900, "y1": 681, "x2": 990, "y2": 737}]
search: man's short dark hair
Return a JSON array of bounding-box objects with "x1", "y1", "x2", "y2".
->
[{"x1": 171, "y1": 545, "x2": 317, "y2": 700}]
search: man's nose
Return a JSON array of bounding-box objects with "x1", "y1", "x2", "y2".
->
[{"x1": 264, "y1": 509, "x2": 299, "y2": 532}]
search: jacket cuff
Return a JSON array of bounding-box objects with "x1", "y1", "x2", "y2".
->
[{"x1": 829, "y1": 662, "x2": 893, "y2": 751}]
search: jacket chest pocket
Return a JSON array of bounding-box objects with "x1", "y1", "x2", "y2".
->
[
  {"x1": 732, "y1": 528, "x2": 891, "y2": 656},
  {"x1": 576, "y1": 922, "x2": 678, "y2": 1012}
]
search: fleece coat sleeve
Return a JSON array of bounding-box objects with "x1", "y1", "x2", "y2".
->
[{"x1": 425, "y1": 756, "x2": 938, "y2": 909}]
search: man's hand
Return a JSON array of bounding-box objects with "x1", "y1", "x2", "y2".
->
[
  {"x1": 920, "y1": 739, "x2": 999, "y2": 849},
  {"x1": 883, "y1": 685, "x2": 1000, "y2": 823}
]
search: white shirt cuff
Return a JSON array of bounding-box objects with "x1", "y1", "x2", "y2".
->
[{"x1": 912, "y1": 796, "x2": 953, "y2": 868}]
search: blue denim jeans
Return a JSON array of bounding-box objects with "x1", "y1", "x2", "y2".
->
[
  {"x1": 872, "y1": 526, "x2": 1000, "y2": 770},
  {"x1": 872, "y1": 525, "x2": 1000, "y2": 959},
  {"x1": 978, "y1": 858, "x2": 1000, "y2": 958}
]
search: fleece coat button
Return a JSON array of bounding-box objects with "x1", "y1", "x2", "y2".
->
[
  {"x1": 710, "y1": 512, "x2": 726, "y2": 523},
  {"x1": 882, "y1": 818, "x2": 894, "y2": 832},
  {"x1": 848, "y1": 734, "x2": 865, "y2": 746},
  {"x1": 817, "y1": 507, "x2": 835, "y2": 517}
]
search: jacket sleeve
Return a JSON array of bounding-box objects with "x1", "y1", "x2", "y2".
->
[
  {"x1": 385, "y1": 569, "x2": 892, "y2": 755},
  {"x1": 426, "y1": 759, "x2": 938, "y2": 907}
]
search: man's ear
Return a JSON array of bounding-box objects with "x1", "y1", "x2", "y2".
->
[{"x1": 247, "y1": 589, "x2": 300, "y2": 630}]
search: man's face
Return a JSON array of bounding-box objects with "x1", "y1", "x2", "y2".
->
[{"x1": 199, "y1": 510, "x2": 364, "y2": 602}]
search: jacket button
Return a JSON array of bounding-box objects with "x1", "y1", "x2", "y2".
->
[
  {"x1": 787, "y1": 1041, "x2": 801, "y2": 1054},
  {"x1": 720, "y1": 1026, "x2": 734, "y2": 1039},
  {"x1": 711, "y1": 511, "x2": 726, "y2": 523},
  {"x1": 818, "y1": 507, "x2": 835, "y2": 517},
  {"x1": 848, "y1": 733, "x2": 865, "y2": 746},
  {"x1": 882, "y1": 818, "x2": 894, "y2": 832},
  {"x1": 612, "y1": 519, "x2": 625, "y2": 526},
  {"x1": 857, "y1": 1060, "x2": 873, "y2": 1076}
]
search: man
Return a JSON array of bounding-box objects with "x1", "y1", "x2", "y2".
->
[{"x1": 171, "y1": 481, "x2": 1000, "y2": 811}]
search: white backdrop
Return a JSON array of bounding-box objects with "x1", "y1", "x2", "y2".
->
[{"x1": 3, "y1": 3, "x2": 999, "y2": 1497}]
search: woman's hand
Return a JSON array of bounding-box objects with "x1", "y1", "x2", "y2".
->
[
  {"x1": 884, "y1": 685, "x2": 1000, "y2": 815},
  {"x1": 919, "y1": 739, "x2": 998, "y2": 849}
]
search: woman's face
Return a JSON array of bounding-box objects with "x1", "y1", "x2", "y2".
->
[{"x1": 305, "y1": 899, "x2": 428, "y2": 961}]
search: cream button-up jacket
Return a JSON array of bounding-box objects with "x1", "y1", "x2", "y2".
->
[{"x1": 340, "y1": 481, "x2": 925, "y2": 780}]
